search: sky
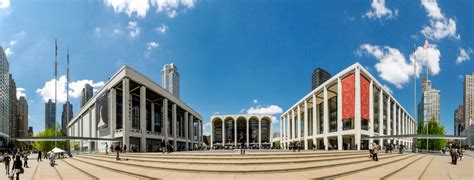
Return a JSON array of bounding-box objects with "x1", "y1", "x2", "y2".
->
[{"x1": 0, "y1": 0, "x2": 473, "y2": 135}]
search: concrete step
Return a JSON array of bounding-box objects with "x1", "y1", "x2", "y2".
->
[
  {"x1": 386, "y1": 155, "x2": 434, "y2": 179},
  {"x1": 439, "y1": 155, "x2": 474, "y2": 179},
  {"x1": 63, "y1": 158, "x2": 141, "y2": 180},
  {"x1": 88, "y1": 153, "x2": 373, "y2": 165},
  {"x1": 55, "y1": 159, "x2": 95, "y2": 179},
  {"x1": 419, "y1": 156, "x2": 450, "y2": 180},
  {"x1": 103, "y1": 150, "x2": 360, "y2": 157},
  {"x1": 334, "y1": 154, "x2": 426, "y2": 179},
  {"x1": 77, "y1": 153, "x2": 404, "y2": 173}
]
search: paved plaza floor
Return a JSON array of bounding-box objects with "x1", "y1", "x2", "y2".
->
[{"x1": 1, "y1": 150, "x2": 472, "y2": 180}]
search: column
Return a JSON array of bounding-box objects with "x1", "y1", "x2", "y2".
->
[
  {"x1": 378, "y1": 88, "x2": 383, "y2": 145},
  {"x1": 221, "y1": 118, "x2": 225, "y2": 146},
  {"x1": 109, "y1": 88, "x2": 116, "y2": 138},
  {"x1": 151, "y1": 103, "x2": 155, "y2": 133},
  {"x1": 354, "y1": 67, "x2": 361, "y2": 151},
  {"x1": 280, "y1": 117, "x2": 283, "y2": 149},
  {"x1": 323, "y1": 86, "x2": 329, "y2": 151},
  {"x1": 387, "y1": 96, "x2": 391, "y2": 144},
  {"x1": 140, "y1": 86, "x2": 146, "y2": 152},
  {"x1": 286, "y1": 114, "x2": 289, "y2": 145},
  {"x1": 398, "y1": 106, "x2": 402, "y2": 144},
  {"x1": 172, "y1": 104, "x2": 177, "y2": 151},
  {"x1": 312, "y1": 93, "x2": 317, "y2": 149},
  {"x1": 163, "y1": 98, "x2": 168, "y2": 140},
  {"x1": 190, "y1": 115, "x2": 194, "y2": 149},
  {"x1": 184, "y1": 112, "x2": 189, "y2": 150},
  {"x1": 122, "y1": 78, "x2": 130, "y2": 147},
  {"x1": 234, "y1": 119, "x2": 237, "y2": 147},
  {"x1": 201, "y1": 120, "x2": 203, "y2": 147},
  {"x1": 210, "y1": 118, "x2": 213, "y2": 149},
  {"x1": 297, "y1": 105, "x2": 301, "y2": 140},
  {"x1": 246, "y1": 118, "x2": 249, "y2": 146},
  {"x1": 258, "y1": 118, "x2": 262, "y2": 148},
  {"x1": 304, "y1": 100, "x2": 308, "y2": 150},
  {"x1": 270, "y1": 120, "x2": 273, "y2": 148},
  {"x1": 369, "y1": 80, "x2": 374, "y2": 143},
  {"x1": 291, "y1": 109, "x2": 295, "y2": 141},
  {"x1": 337, "y1": 77, "x2": 342, "y2": 151}
]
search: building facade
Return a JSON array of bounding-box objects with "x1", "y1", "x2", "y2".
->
[
  {"x1": 211, "y1": 114, "x2": 273, "y2": 149},
  {"x1": 45, "y1": 99, "x2": 56, "y2": 129},
  {"x1": 17, "y1": 96, "x2": 28, "y2": 138},
  {"x1": 464, "y1": 73, "x2": 474, "y2": 127},
  {"x1": 80, "y1": 84, "x2": 93, "y2": 108},
  {"x1": 67, "y1": 65, "x2": 203, "y2": 152},
  {"x1": 280, "y1": 63, "x2": 416, "y2": 151},
  {"x1": 312, "y1": 68, "x2": 332, "y2": 90},
  {"x1": 454, "y1": 105, "x2": 464, "y2": 136},
  {"x1": 162, "y1": 63, "x2": 180, "y2": 98},
  {"x1": 61, "y1": 102, "x2": 73, "y2": 131},
  {"x1": 418, "y1": 79, "x2": 440, "y2": 124}
]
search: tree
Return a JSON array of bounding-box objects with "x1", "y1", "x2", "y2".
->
[
  {"x1": 274, "y1": 140, "x2": 281, "y2": 149},
  {"x1": 33, "y1": 125, "x2": 67, "y2": 152},
  {"x1": 417, "y1": 118, "x2": 447, "y2": 150}
]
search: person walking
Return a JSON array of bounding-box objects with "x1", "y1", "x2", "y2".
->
[
  {"x1": 11, "y1": 155, "x2": 23, "y2": 180},
  {"x1": 37, "y1": 151, "x2": 42, "y2": 162},
  {"x1": 239, "y1": 133, "x2": 246, "y2": 155},
  {"x1": 368, "y1": 142, "x2": 374, "y2": 158},
  {"x1": 162, "y1": 141, "x2": 166, "y2": 154},
  {"x1": 23, "y1": 153, "x2": 28, "y2": 168},
  {"x1": 115, "y1": 143, "x2": 122, "y2": 160},
  {"x1": 372, "y1": 143, "x2": 379, "y2": 161},
  {"x1": 4, "y1": 153, "x2": 11, "y2": 175},
  {"x1": 110, "y1": 144, "x2": 114, "y2": 153},
  {"x1": 123, "y1": 144, "x2": 127, "y2": 153},
  {"x1": 105, "y1": 142, "x2": 109, "y2": 155}
]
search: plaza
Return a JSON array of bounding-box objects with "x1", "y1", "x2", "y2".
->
[{"x1": 5, "y1": 151, "x2": 473, "y2": 180}]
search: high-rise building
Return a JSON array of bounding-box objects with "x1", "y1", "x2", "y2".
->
[
  {"x1": 8, "y1": 74, "x2": 17, "y2": 138},
  {"x1": 28, "y1": 126, "x2": 33, "y2": 137},
  {"x1": 45, "y1": 99, "x2": 56, "y2": 129},
  {"x1": 311, "y1": 68, "x2": 332, "y2": 90},
  {"x1": 0, "y1": 46, "x2": 10, "y2": 137},
  {"x1": 80, "y1": 83, "x2": 93, "y2": 108},
  {"x1": 464, "y1": 73, "x2": 474, "y2": 128},
  {"x1": 454, "y1": 105, "x2": 464, "y2": 136},
  {"x1": 61, "y1": 102, "x2": 73, "y2": 131},
  {"x1": 418, "y1": 78, "x2": 440, "y2": 124},
  {"x1": 162, "y1": 63, "x2": 180, "y2": 98},
  {"x1": 17, "y1": 96, "x2": 28, "y2": 138}
]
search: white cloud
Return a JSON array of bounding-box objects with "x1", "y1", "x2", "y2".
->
[
  {"x1": 420, "y1": 0, "x2": 459, "y2": 41},
  {"x1": 271, "y1": 116, "x2": 279, "y2": 123},
  {"x1": 239, "y1": 109, "x2": 245, "y2": 114},
  {"x1": 156, "y1": 24, "x2": 168, "y2": 33},
  {"x1": 36, "y1": 75, "x2": 104, "y2": 103},
  {"x1": 104, "y1": 0, "x2": 196, "y2": 18},
  {"x1": 95, "y1": 27, "x2": 101, "y2": 34},
  {"x1": 16, "y1": 87, "x2": 26, "y2": 99},
  {"x1": 146, "y1": 41, "x2": 159, "y2": 50},
  {"x1": 9, "y1": 40, "x2": 16, "y2": 46},
  {"x1": 358, "y1": 43, "x2": 441, "y2": 88},
  {"x1": 4, "y1": 47, "x2": 13, "y2": 57},
  {"x1": 127, "y1": 21, "x2": 140, "y2": 38},
  {"x1": 456, "y1": 48, "x2": 472, "y2": 64},
  {"x1": 365, "y1": 0, "x2": 398, "y2": 19},
  {"x1": 247, "y1": 105, "x2": 283, "y2": 115},
  {"x1": 0, "y1": 0, "x2": 10, "y2": 9},
  {"x1": 112, "y1": 28, "x2": 122, "y2": 35},
  {"x1": 252, "y1": 99, "x2": 258, "y2": 104}
]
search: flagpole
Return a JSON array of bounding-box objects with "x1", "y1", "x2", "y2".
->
[
  {"x1": 425, "y1": 40, "x2": 429, "y2": 152},
  {"x1": 413, "y1": 44, "x2": 417, "y2": 152},
  {"x1": 55, "y1": 38, "x2": 58, "y2": 148}
]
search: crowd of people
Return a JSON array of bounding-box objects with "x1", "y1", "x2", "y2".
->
[{"x1": 3, "y1": 150, "x2": 30, "y2": 180}]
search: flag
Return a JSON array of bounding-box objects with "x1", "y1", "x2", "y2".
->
[
  {"x1": 55, "y1": 38, "x2": 58, "y2": 56},
  {"x1": 423, "y1": 39, "x2": 428, "y2": 49}
]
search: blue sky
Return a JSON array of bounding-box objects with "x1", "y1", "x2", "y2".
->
[{"x1": 0, "y1": 0, "x2": 472, "y2": 135}]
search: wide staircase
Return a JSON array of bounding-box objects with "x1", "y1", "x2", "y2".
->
[{"x1": 53, "y1": 151, "x2": 472, "y2": 180}]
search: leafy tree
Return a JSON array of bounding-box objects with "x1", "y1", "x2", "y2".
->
[
  {"x1": 417, "y1": 118, "x2": 447, "y2": 150},
  {"x1": 274, "y1": 140, "x2": 281, "y2": 149},
  {"x1": 33, "y1": 125, "x2": 67, "y2": 152}
]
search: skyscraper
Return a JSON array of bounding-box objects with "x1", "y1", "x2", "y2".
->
[
  {"x1": 454, "y1": 105, "x2": 464, "y2": 136},
  {"x1": 311, "y1": 67, "x2": 332, "y2": 90},
  {"x1": 162, "y1": 63, "x2": 180, "y2": 98},
  {"x1": 17, "y1": 96, "x2": 28, "y2": 138},
  {"x1": 0, "y1": 46, "x2": 10, "y2": 137},
  {"x1": 80, "y1": 83, "x2": 93, "y2": 108},
  {"x1": 61, "y1": 102, "x2": 73, "y2": 131},
  {"x1": 418, "y1": 78, "x2": 440, "y2": 124},
  {"x1": 464, "y1": 73, "x2": 474, "y2": 128},
  {"x1": 45, "y1": 99, "x2": 56, "y2": 129},
  {"x1": 28, "y1": 126, "x2": 33, "y2": 137},
  {"x1": 8, "y1": 74, "x2": 17, "y2": 138}
]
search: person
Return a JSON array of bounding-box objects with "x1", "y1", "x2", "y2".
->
[
  {"x1": 37, "y1": 151, "x2": 42, "y2": 162},
  {"x1": 11, "y1": 155, "x2": 23, "y2": 180},
  {"x1": 123, "y1": 144, "x2": 127, "y2": 153},
  {"x1": 162, "y1": 141, "x2": 166, "y2": 154},
  {"x1": 368, "y1": 142, "x2": 374, "y2": 158},
  {"x1": 4, "y1": 153, "x2": 11, "y2": 175},
  {"x1": 165, "y1": 140, "x2": 170, "y2": 154},
  {"x1": 459, "y1": 148, "x2": 464, "y2": 161},
  {"x1": 347, "y1": 143, "x2": 351, "y2": 150},
  {"x1": 110, "y1": 144, "x2": 114, "y2": 153},
  {"x1": 49, "y1": 152, "x2": 56, "y2": 167},
  {"x1": 105, "y1": 142, "x2": 109, "y2": 155},
  {"x1": 372, "y1": 143, "x2": 379, "y2": 161},
  {"x1": 23, "y1": 153, "x2": 28, "y2": 168},
  {"x1": 115, "y1": 143, "x2": 121, "y2": 160},
  {"x1": 239, "y1": 133, "x2": 246, "y2": 155}
]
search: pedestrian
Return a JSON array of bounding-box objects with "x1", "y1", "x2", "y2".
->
[
  {"x1": 372, "y1": 143, "x2": 379, "y2": 161},
  {"x1": 105, "y1": 142, "x2": 109, "y2": 155},
  {"x1": 110, "y1": 144, "x2": 114, "y2": 153},
  {"x1": 165, "y1": 140, "x2": 170, "y2": 154},
  {"x1": 368, "y1": 142, "x2": 374, "y2": 158},
  {"x1": 4, "y1": 153, "x2": 10, "y2": 175},
  {"x1": 37, "y1": 151, "x2": 42, "y2": 162},
  {"x1": 162, "y1": 141, "x2": 166, "y2": 154},
  {"x1": 123, "y1": 144, "x2": 127, "y2": 153},
  {"x1": 115, "y1": 143, "x2": 121, "y2": 160},
  {"x1": 23, "y1": 153, "x2": 28, "y2": 168},
  {"x1": 11, "y1": 155, "x2": 23, "y2": 180},
  {"x1": 239, "y1": 133, "x2": 246, "y2": 155}
]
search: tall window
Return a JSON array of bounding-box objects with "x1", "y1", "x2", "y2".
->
[
  {"x1": 154, "y1": 103, "x2": 162, "y2": 133},
  {"x1": 373, "y1": 87, "x2": 379, "y2": 132},
  {"x1": 213, "y1": 119, "x2": 222, "y2": 143},
  {"x1": 116, "y1": 90, "x2": 123, "y2": 130},
  {"x1": 249, "y1": 119, "x2": 258, "y2": 143},
  {"x1": 383, "y1": 94, "x2": 388, "y2": 135},
  {"x1": 168, "y1": 106, "x2": 172, "y2": 136},
  {"x1": 146, "y1": 101, "x2": 151, "y2": 131},
  {"x1": 329, "y1": 97, "x2": 338, "y2": 132},
  {"x1": 131, "y1": 95, "x2": 140, "y2": 130},
  {"x1": 318, "y1": 103, "x2": 324, "y2": 134},
  {"x1": 261, "y1": 119, "x2": 270, "y2": 143},
  {"x1": 225, "y1": 119, "x2": 234, "y2": 144},
  {"x1": 308, "y1": 108, "x2": 313, "y2": 136}
]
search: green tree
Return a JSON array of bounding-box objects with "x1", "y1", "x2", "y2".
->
[
  {"x1": 274, "y1": 140, "x2": 281, "y2": 149},
  {"x1": 33, "y1": 125, "x2": 67, "y2": 152},
  {"x1": 417, "y1": 118, "x2": 447, "y2": 150}
]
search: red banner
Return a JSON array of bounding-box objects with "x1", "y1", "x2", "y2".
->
[
  {"x1": 360, "y1": 75, "x2": 370, "y2": 121},
  {"x1": 342, "y1": 74, "x2": 355, "y2": 119}
]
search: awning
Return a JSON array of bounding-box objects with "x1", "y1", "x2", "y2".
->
[
  {"x1": 15, "y1": 136, "x2": 120, "y2": 142},
  {"x1": 362, "y1": 134, "x2": 468, "y2": 140}
]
